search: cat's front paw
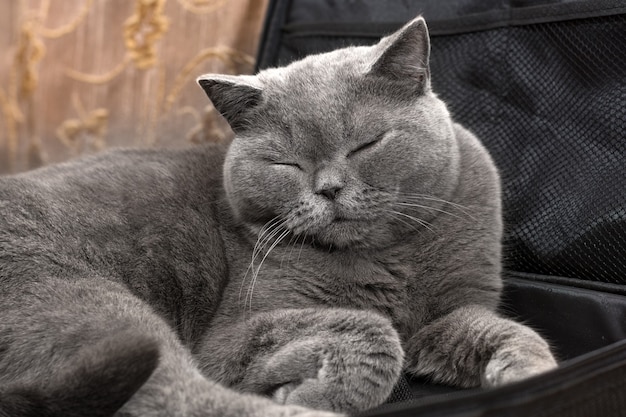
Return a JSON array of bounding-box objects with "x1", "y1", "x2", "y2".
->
[
  {"x1": 265, "y1": 311, "x2": 404, "y2": 413},
  {"x1": 275, "y1": 404, "x2": 344, "y2": 417},
  {"x1": 482, "y1": 344, "x2": 557, "y2": 387},
  {"x1": 272, "y1": 378, "x2": 348, "y2": 412}
]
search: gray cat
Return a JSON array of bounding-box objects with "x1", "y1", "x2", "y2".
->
[{"x1": 0, "y1": 17, "x2": 556, "y2": 417}]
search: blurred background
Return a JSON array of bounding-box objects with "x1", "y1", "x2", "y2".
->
[{"x1": 0, "y1": 0, "x2": 269, "y2": 174}]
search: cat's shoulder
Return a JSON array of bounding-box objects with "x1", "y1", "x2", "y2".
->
[
  {"x1": 2, "y1": 142, "x2": 229, "y2": 193},
  {"x1": 0, "y1": 142, "x2": 230, "y2": 236},
  {"x1": 452, "y1": 122, "x2": 499, "y2": 181},
  {"x1": 449, "y1": 122, "x2": 501, "y2": 209},
  {"x1": 452, "y1": 123, "x2": 493, "y2": 162}
]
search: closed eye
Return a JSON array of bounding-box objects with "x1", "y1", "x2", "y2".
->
[
  {"x1": 347, "y1": 134, "x2": 384, "y2": 158},
  {"x1": 272, "y1": 161, "x2": 302, "y2": 170}
]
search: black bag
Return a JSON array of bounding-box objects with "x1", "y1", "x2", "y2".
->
[{"x1": 255, "y1": 1, "x2": 626, "y2": 415}]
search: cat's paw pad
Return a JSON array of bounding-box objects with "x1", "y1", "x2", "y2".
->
[
  {"x1": 482, "y1": 349, "x2": 557, "y2": 387},
  {"x1": 272, "y1": 376, "x2": 342, "y2": 411},
  {"x1": 273, "y1": 381, "x2": 300, "y2": 404},
  {"x1": 272, "y1": 376, "x2": 352, "y2": 412}
]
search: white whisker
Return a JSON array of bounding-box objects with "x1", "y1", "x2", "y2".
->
[
  {"x1": 246, "y1": 228, "x2": 290, "y2": 313},
  {"x1": 238, "y1": 217, "x2": 285, "y2": 309},
  {"x1": 395, "y1": 202, "x2": 464, "y2": 220},
  {"x1": 297, "y1": 233, "x2": 306, "y2": 262},
  {"x1": 280, "y1": 232, "x2": 297, "y2": 269},
  {"x1": 383, "y1": 210, "x2": 422, "y2": 234},
  {"x1": 396, "y1": 192, "x2": 477, "y2": 220},
  {"x1": 287, "y1": 233, "x2": 301, "y2": 263},
  {"x1": 384, "y1": 209, "x2": 436, "y2": 233}
]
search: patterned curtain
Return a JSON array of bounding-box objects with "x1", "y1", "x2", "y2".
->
[{"x1": 0, "y1": 0, "x2": 269, "y2": 174}]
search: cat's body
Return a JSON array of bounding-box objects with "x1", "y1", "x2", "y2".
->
[{"x1": 0, "y1": 18, "x2": 556, "y2": 417}]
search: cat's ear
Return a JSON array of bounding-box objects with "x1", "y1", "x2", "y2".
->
[
  {"x1": 197, "y1": 74, "x2": 263, "y2": 132},
  {"x1": 368, "y1": 16, "x2": 430, "y2": 91}
]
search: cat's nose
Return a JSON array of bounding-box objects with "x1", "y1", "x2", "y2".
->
[
  {"x1": 317, "y1": 185, "x2": 342, "y2": 200},
  {"x1": 314, "y1": 165, "x2": 345, "y2": 200}
]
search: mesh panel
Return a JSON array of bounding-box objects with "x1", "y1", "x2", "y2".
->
[{"x1": 429, "y1": 14, "x2": 626, "y2": 284}]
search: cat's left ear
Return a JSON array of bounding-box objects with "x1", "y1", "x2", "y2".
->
[
  {"x1": 368, "y1": 16, "x2": 430, "y2": 92},
  {"x1": 197, "y1": 74, "x2": 263, "y2": 132}
]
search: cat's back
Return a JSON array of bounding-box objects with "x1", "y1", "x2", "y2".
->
[
  {"x1": 2, "y1": 143, "x2": 227, "y2": 212},
  {"x1": 0, "y1": 143, "x2": 230, "y2": 324}
]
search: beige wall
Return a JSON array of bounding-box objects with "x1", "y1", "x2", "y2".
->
[{"x1": 0, "y1": 0, "x2": 269, "y2": 174}]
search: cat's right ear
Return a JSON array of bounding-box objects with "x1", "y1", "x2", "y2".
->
[{"x1": 197, "y1": 74, "x2": 263, "y2": 132}]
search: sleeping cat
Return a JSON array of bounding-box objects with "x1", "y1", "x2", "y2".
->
[{"x1": 0, "y1": 17, "x2": 556, "y2": 417}]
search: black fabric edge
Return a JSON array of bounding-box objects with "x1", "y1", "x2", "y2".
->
[
  {"x1": 359, "y1": 338, "x2": 626, "y2": 417},
  {"x1": 255, "y1": 0, "x2": 293, "y2": 72},
  {"x1": 279, "y1": 0, "x2": 626, "y2": 38},
  {"x1": 255, "y1": 0, "x2": 280, "y2": 68},
  {"x1": 281, "y1": 22, "x2": 401, "y2": 39},
  {"x1": 512, "y1": 0, "x2": 626, "y2": 25},
  {"x1": 443, "y1": 0, "x2": 626, "y2": 35},
  {"x1": 504, "y1": 271, "x2": 626, "y2": 296},
  {"x1": 257, "y1": 0, "x2": 626, "y2": 70}
]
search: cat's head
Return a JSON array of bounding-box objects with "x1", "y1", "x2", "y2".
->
[{"x1": 198, "y1": 17, "x2": 460, "y2": 249}]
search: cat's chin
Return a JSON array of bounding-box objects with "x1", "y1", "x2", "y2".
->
[{"x1": 311, "y1": 219, "x2": 387, "y2": 250}]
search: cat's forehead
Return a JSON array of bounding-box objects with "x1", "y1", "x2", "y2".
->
[
  {"x1": 257, "y1": 47, "x2": 390, "y2": 135},
  {"x1": 260, "y1": 46, "x2": 374, "y2": 97},
  {"x1": 254, "y1": 43, "x2": 421, "y2": 149},
  {"x1": 288, "y1": 45, "x2": 373, "y2": 75}
]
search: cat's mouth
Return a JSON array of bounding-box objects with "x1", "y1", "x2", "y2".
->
[
  {"x1": 280, "y1": 202, "x2": 384, "y2": 249},
  {"x1": 305, "y1": 213, "x2": 375, "y2": 248},
  {"x1": 332, "y1": 215, "x2": 353, "y2": 223}
]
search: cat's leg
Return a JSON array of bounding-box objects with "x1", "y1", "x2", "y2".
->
[
  {"x1": 405, "y1": 304, "x2": 557, "y2": 388},
  {"x1": 0, "y1": 278, "x2": 339, "y2": 417},
  {"x1": 197, "y1": 308, "x2": 404, "y2": 414}
]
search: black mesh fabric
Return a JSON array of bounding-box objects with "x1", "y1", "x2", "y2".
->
[
  {"x1": 429, "y1": 14, "x2": 626, "y2": 285},
  {"x1": 267, "y1": 11, "x2": 626, "y2": 285}
]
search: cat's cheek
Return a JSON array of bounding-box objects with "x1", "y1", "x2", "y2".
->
[
  {"x1": 225, "y1": 158, "x2": 297, "y2": 221},
  {"x1": 355, "y1": 154, "x2": 406, "y2": 189},
  {"x1": 268, "y1": 165, "x2": 308, "y2": 198},
  {"x1": 254, "y1": 165, "x2": 319, "y2": 225}
]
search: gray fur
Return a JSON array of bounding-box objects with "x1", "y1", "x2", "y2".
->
[{"x1": 0, "y1": 17, "x2": 555, "y2": 417}]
